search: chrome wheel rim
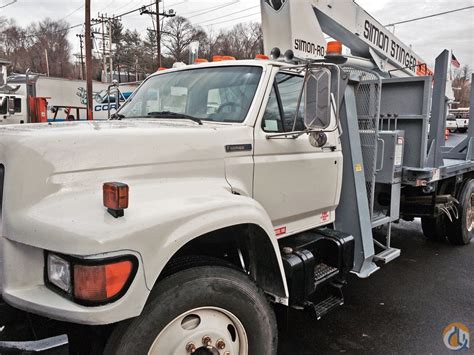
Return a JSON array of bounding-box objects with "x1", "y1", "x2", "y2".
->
[
  {"x1": 467, "y1": 193, "x2": 474, "y2": 232},
  {"x1": 148, "y1": 307, "x2": 248, "y2": 355}
]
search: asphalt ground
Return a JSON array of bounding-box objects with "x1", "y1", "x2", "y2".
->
[{"x1": 279, "y1": 132, "x2": 473, "y2": 355}]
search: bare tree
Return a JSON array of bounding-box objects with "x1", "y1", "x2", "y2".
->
[
  {"x1": 29, "y1": 18, "x2": 72, "y2": 77},
  {"x1": 0, "y1": 19, "x2": 32, "y2": 73},
  {"x1": 162, "y1": 16, "x2": 204, "y2": 63},
  {"x1": 453, "y1": 65, "x2": 471, "y2": 109},
  {"x1": 208, "y1": 22, "x2": 263, "y2": 60}
]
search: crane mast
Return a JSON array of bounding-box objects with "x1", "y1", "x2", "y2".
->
[{"x1": 261, "y1": 0, "x2": 432, "y2": 77}]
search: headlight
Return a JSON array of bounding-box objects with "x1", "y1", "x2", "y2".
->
[
  {"x1": 47, "y1": 254, "x2": 71, "y2": 293},
  {"x1": 45, "y1": 252, "x2": 137, "y2": 306}
]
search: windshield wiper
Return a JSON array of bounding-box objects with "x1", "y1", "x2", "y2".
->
[{"x1": 147, "y1": 111, "x2": 203, "y2": 125}]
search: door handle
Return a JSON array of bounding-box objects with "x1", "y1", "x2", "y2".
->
[{"x1": 376, "y1": 138, "x2": 385, "y2": 172}]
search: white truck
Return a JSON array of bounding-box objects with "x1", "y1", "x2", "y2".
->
[
  {"x1": 450, "y1": 108, "x2": 470, "y2": 133},
  {"x1": 0, "y1": 1, "x2": 473, "y2": 354},
  {"x1": 0, "y1": 73, "x2": 137, "y2": 125}
]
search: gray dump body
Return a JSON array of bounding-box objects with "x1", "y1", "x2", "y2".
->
[{"x1": 334, "y1": 50, "x2": 474, "y2": 277}]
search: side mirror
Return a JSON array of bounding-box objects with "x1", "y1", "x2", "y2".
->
[
  {"x1": 7, "y1": 97, "x2": 16, "y2": 115},
  {"x1": 304, "y1": 69, "x2": 331, "y2": 130}
]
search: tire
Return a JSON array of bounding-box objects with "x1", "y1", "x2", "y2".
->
[
  {"x1": 421, "y1": 216, "x2": 446, "y2": 241},
  {"x1": 447, "y1": 179, "x2": 474, "y2": 245},
  {"x1": 458, "y1": 128, "x2": 468, "y2": 134},
  {"x1": 105, "y1": 266, "x2": 277, "y2": 355}
]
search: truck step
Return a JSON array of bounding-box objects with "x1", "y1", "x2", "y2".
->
[
  {"x1": 307, "y1": 284, "x2": 344, "y2": 320},
  {"x1": 373, "y1": 247, "x2": 401, "y2": 263},
  {"x1": 314, "y1": 263, "x2": 339, "y2": 285},
  {"x1": 311, "y1": 294, "x2": 344, "y2": 320}
]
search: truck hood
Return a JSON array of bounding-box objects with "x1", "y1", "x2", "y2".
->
[
  {"x1": 0, "y1": 119, "x2": 252, "y2": 172},
  {"x1": 0, "y1": 120, "x2": 254, "y2": 239}
]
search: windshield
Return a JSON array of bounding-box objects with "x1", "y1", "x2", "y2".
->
[{"x1": 118, "y1": 66, "x2": 263, "y2": 123}]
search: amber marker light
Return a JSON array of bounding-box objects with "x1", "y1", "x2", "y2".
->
[
  {"x1": 103, "y1": 182, "x2": 129, "y2": 218},
  {"x1": 326, "y1": 41, "x2": 343, "y2": 56},
  {"x1": 74, "y1": 260, "x2": 134, "y2": 302}
]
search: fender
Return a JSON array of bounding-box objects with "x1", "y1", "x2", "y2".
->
[{"x1": 4, "y1": 177, "x2": 289, "y2": 308}]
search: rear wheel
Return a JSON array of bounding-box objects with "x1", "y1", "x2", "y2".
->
[
  {"x1": 447, "y1": 179, "x2": 474, "y2": 245},
  {"x1": 105, "y1": 266, "x2": 277, "y2": 355}
]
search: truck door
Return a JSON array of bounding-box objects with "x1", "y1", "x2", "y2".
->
[{"x1": 253, "y1": 70, "x2": 342, "y2": 235}]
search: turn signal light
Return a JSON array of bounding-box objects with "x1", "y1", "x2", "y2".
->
[
  {"x1": 103, "y1": 182, "x2": 129, "y2": 218},
  {"x1": 74, "y1": 260, "x2": 134, "y2": 302},
  {"x1": 326, "y1": 41, "x2": 343, "y2": 56}
]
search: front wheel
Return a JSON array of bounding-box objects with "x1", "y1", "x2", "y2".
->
[
  {"x1": 105, "y1": 266, "x2": 277, "y2": 355},
  {"x1": 447, "y1": 179, "x2": 474, "y2": 245}
]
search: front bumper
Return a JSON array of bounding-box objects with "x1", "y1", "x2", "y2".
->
[
  {"x1": 0, "y1": 297, "x2": 68, "y2": 354},
  {"x1": 0, "y1": 335, "x2": 68, "y2": 354}
]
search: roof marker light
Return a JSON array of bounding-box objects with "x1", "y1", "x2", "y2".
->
[
  {"x1": 326, "y1": 41, "x2": 343, "y2": 56},
  {"x1": 255, "y1": 54, "x2": 269, "y2": 60}
]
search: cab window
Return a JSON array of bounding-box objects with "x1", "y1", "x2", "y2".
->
[
  {"x1": 14, "y1": 98, "x2": 21, "y2": 113},
  {"x1": 262, "y1": 73, "x2": 305, "y2": 132},
  {"x1": 0, "y1": 97, "x2": 6, "y2": 115}
]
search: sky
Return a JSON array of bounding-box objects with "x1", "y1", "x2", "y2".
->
[{"x1": 1, "y1": 0, "x2": 473, "y2": 69}]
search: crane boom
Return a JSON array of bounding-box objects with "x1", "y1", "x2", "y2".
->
[{"x1": 261, "y1": 0, "x2": 432, "y2": 77}]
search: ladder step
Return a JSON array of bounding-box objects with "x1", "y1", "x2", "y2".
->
[
  {"x1": 373, "y1": 247, "x2": 401, "y2": 263},
  {"x1": 312, "y1": 295, "x2": 344, "y2": 320},
  {"x1": 314, "y1": 263, "x2": 339, "y2": 285},
  {"x1": 371, "y1": 216, "x2": 391, "y2": 228}
]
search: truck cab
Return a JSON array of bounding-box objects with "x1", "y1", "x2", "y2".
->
[
  {"x1": 0, "y1": 58, "x2": 348, "y2": 354},
  {"x1": 0, "y1": 94, "x2": 26, "y2": 125}
]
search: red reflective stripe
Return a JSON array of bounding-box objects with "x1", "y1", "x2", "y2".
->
[{"x1": 275, "y1": 227, "x2": 287, "y2": 236}]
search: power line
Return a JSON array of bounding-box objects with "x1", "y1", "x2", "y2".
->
[
  {"x1": 195, "y1": 5, "x2": 259, "y2": 25},
  {"x1": 24, "y1": 23, "x2": 84, "y2": 39},
  {"x1": 115, "y1": 1, "x2": 160, "y2": 19},
  {"x1": 64, "y1": 4, "x2": 85, "y2": 18},
  {"x1": 183, "y1": 2, "x2": 235, "y2": 17},
  {"x1": 187, "y1": 1, "x2": 240, "y2": 19},
  {"x1": 386, "y1": 5, "x2": 474, "y2": 26},
  {"x1": 0, "y1": 0, "x2": 17, "y2": 9},
  {"x1": 98, "y1": 0, "x2": 117, "y2": 13},
  {"x1": 203, "y1": 12, "x2": 260, "y2": 27}
]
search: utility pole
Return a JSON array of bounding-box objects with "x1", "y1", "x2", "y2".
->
[
  {"x1": 44, "y1": 48, "x2": 50, "y2": 76},
  {"x1": 76, "y1": 34, "x2": 85, "y2": 80},
  {"x1": 92, "y1": 14, "x2": 116, "y2": 83},
  {"x1": 101, "y1": 16, "x2": 107, "y2": 82},
  {"x1": 140, "y1": 2, "x2": 175, "y2": 68},
  {"x1": 85, "y1": 0, "x2": 93, "y2": 120},
  {"x1": 156, "y1": 0, "x2": 161, "y2": 68},
  {"x1": 108, "y1": 19, "x2": 114, "y2": 82}
]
